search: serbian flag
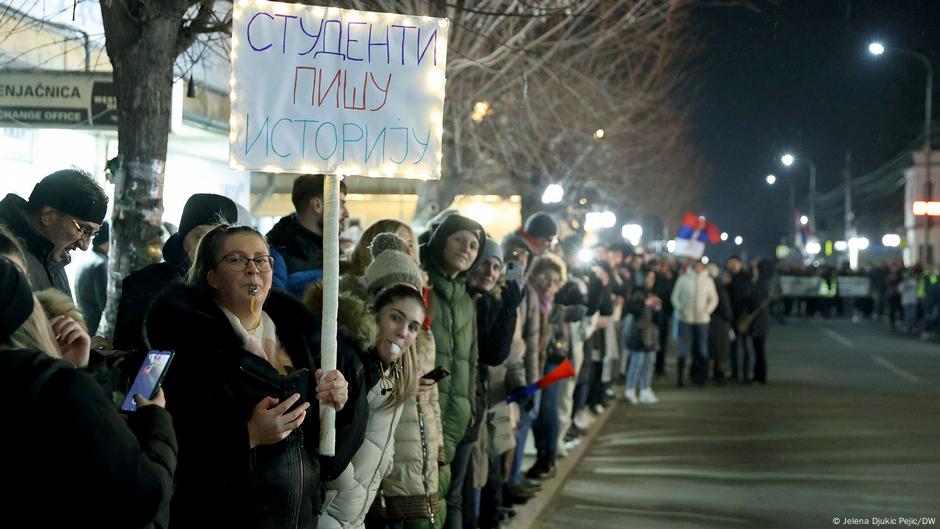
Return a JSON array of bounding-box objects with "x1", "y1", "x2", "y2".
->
[{"x1": 674, "y1": 212, "x2": 721, "y2": 258}]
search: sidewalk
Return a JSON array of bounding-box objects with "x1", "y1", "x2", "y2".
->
[{"x1": 505, "y1": 399, "x2": 620, "y2": 529}]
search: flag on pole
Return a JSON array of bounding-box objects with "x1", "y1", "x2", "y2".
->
[{"x1": 673, "y1": 212, "x2": 720, "y2": 258}]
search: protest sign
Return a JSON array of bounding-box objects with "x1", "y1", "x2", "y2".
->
[{"x1": 230, "y1": 0, "x2": 449, "y2": 179}]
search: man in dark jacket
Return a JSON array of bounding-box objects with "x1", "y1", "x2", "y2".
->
[
  {"x1": 112, "y1": 193, "x2": 237, "y2": 353},
  {"x1": 0, "y1": 169, "x2": 107, "y2": 296},
  {"x1": 76, "y1": 223, "x2": 109, "y2": 336},
  {"x1": 267, "y1": 174, "x2": 349, "y2": 298},
  {"x1": 726, "y1": 255, "x2": 752, "y2": 381},
  {"x1": 707, "y1": 263, "x2": 733, "y2": 385}
]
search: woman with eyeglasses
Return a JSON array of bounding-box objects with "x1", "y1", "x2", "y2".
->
[{"x1": 145, "y1": 224, "x2": 350, "y2": 529}]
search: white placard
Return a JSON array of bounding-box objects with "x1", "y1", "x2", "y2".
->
[{"x1": 229, "y1": 0, "x2": 448, "y2": 179}]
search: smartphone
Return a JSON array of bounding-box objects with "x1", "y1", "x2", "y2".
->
[
  {"x1": 121, "y1": 351, "x2": 174, "y2": 413},
  {"x1": 421, "y1": 366, "x2": 451, "y2": 383},
  {"x1": 281, "y1": 368, "x2": 310, "y2": 411},
  {"x1": 505, "y1": 260, "x2": 525, "y2": 283}
]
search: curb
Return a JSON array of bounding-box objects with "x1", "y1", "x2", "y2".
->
[{"x1": 504, "y1": 398, "x2": 620, "y2": 529}]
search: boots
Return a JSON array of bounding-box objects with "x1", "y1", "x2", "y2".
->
[{"x1": 677, "y1": 358, "x2": 686, "y2": 388}]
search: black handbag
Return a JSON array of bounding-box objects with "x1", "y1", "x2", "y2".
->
[{"x1": 235, "y1": 352, "x2": 311, "y2": 410}]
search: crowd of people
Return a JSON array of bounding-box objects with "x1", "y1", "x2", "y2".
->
[{"x1": 0, "y1": 169, "x2": 778, "y2": 529}]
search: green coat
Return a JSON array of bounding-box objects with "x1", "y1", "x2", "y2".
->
[{"x1": 427, "y1": 265, "x2": 478, "y2": 527}]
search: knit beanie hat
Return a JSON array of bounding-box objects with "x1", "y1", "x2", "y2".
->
[
  {"x1": 366, "y1": 233, "x2": 424, "y2": 294},
  {"x1": 0, "y1": 257, "x2": 35, "y2": 342},
  {"x1": 28, "y1": 169, "x2": 108, "y2": 224},
  {"x1": 425, "y1": 214, "x2": 486, "y2": 276},
  {"x1": 501, "y1": 231, "x2": 534, "y2": 259},
  {"x1": 476, "y1": 237, "x2": 503, "y2": 267},
  {"x1": 179, "y1": 193, "x2": 239, "y2": 239},
  {"x1": 523, "y1": 212, "x2": 558, "y2": 239}
]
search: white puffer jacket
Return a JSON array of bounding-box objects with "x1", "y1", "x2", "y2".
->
[
  {"x1": 320, "y1": 378, "x2": 404, "y2": 529},
  {"x1": 671, "y1": 269, "x2": 719, "y2": 325}
]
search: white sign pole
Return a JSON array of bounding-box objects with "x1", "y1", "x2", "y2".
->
[{"x1": 319, "y1": 173, "x2": 341, "y2": 456}]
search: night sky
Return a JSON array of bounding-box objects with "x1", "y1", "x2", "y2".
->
[{"x1": 691, "y1": 0, "x2": 940, "y2": 261}]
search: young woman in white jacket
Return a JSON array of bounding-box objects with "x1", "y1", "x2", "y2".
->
[{"x1": 313, "y1": 241, "x2": 426, "y2": 529}]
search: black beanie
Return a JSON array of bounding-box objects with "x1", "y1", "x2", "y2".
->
[
  {"x1": 28, "y1": 169, "x2": 108, "y2": 225},
  {"x1": 0, "y1": 257, "x2": 35, "y2": 342},
  {"x1": 524, "y1": 212, "x2": 558, "y2": 239},
  {"x1": 426, "y1": 214, "x2": 486, "y2": 277},
  {"x1": 178, "y1": 194, "x2": 238, "y2": 239}
]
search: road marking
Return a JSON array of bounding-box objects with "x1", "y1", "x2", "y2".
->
[
  {"x1": 818, "y1": 325, "x2": 854, "y2": 348},
  {"x1": 590, "y1": 467, "x2": 930, "y2": 483},
  {"x1": 571, "y1": 504, "x2": 751, "y2": 525},
  {"x1": 871, "y1": 355, "x2": 921, "y2": 383}
]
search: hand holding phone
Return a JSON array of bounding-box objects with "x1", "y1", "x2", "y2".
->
[
  {"x1": 505, "y1": 261, "x2": 525, "y2": 283},
  {"x1": 121, "y1": 351, "x2": 174, "y2": 413},
  {"x1": 421, "y1": 366, "x2": 451, "y2": 384}
]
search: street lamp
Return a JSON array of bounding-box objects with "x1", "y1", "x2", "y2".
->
[
  {"x1": 766, "y1": 174, "x2": 777, "y2": 185},
  {"x1": 720, "y1": 232, "x2": 729, "y2": 241},
  {"x1": 593, "y1": 129, "x2": 605, "y2": 139},
  {"x1": 882, "y1": 233, "x2": 901, "y2": 248},
  {"x1": 806, "y1": 241, "x2": 821, "y2": 255},
  {"x1": 734, "y1": 235, "x2": 743, "y2": 246},
  {"x1": 780, "y1": 152, "x2": 817, "y2": 232},
  {"x1": 541, "y1": 184, "x2": 564, "y2": 204},
  {"x1": 800, "y1": 215, "x2": 809, "y2": 226},
  {"x1": 868, "y1": 40, "x2": 934, "y2": 263}
]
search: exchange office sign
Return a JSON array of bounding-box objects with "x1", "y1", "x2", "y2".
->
[{"x1": 0, "y1": 71, "x2": 117, "y2": 129}]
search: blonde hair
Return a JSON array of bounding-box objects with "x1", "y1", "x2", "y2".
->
[
  {"x1": 0, "y1": 296, "x2": 62, "y2": 358},
  {"x1": 529, "y1": 252, "x2": 567, "y2": 284},
  {"x1": 35, "y1": 289, "x2": 88, "y2": 333},
  {"x1": 348, "y1": 219, "x2": 419, "y2": 277}
]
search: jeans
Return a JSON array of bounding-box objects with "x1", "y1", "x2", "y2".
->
[
  {"x1": 730, "y1": 334, "x2": 753, "y2": 380},
  {"x1": 678, "y1": 322, "x2": 709, "y2": 384},
  {"x1": 625, "y1": 350, "x2": 655, "y2": 392},
  {"x1": 444, "y1": 438, "x2": 475, "y2": 529},
  {"x1": 533, "y1": 360, "x2": 563, "y2": 459},
  {"x1": 507, "y1": 392, "x2": 539, "y2": 487}
]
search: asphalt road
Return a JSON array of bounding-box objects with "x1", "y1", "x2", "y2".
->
[{"x1": 531, "y1": 318, "x2": 940, "y2": 529}]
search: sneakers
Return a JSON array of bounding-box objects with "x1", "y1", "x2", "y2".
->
[
  {"x1": 563, "y1": 438, "x2": 581, "y2": 451},
  {"x1": 591, "y1": 403, "x2": 605, "y2": 415},
  {"x1": 638, "y1": 388, "x2": 659, "y2": 404},
  {"x1": 624, "y1": 388, "x2": 639, "y2": 404}
]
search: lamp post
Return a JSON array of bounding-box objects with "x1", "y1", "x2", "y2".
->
[
  {"x1": 869, "y1": 41, "x2": 934, "y2": 263},
  {"x1": 767, "y1": 173, "x2": 796, "y2": 246},
  {"x1": 781, "y1": 153, "x2": 817, "y2": 232}
]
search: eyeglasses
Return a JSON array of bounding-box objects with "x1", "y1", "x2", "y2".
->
[
  {"x1": 71, "y1": 218, "x2": 100, "y2": 240},
  {"x1": 217, "y1": 254, "x2": 275, "y2": 272}
]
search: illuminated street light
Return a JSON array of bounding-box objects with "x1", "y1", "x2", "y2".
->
[
  {"x1": 882, "y1": 234, "x2": 901, "y2": 248},
  {"x1": 734, "y1": 235, "x2": 743, "y2": 246},
  {"x1": 593, "y1": 129, "x2": 605, "y2": 139},
  {"x1": 781, "y1": 154, "x2": 795, "y2": 167},
  {"x1": 766, "y1": 174, "x2": 777, "y2": 185},
  {"x1": 868, "y1": 41, "x2": 885, "y2": 56},
  {"x1": 720, "y1": 232, "x2": 729, "y2": 241},
  {"x1": 621, "y1": 224, "x2": 643, "y2": 246},
  {"x1": 471, "y1": 101, "x2": 491, "y2": 122},
  {"x1": 834, "y1": 240, "x2": 849, "y2": 252},
  {"x1": 849, "y1": 236, "x2": 870, "y2": 251},
  {"x1": 806, "y1": 241, "x2": 821, "y2": 255},
  {"x1": 800, "y1": 215, "x2": 809, "y2": 226},
  {"x1": 541, "y1": 184, "x2": 564, "y2": 204}
]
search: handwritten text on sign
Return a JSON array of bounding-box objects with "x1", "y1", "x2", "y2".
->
[{"x1": 230, "y1": 1, "x2": 449, "y2": 179}]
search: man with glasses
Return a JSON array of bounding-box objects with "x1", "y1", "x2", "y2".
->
[{"x1": 0, "y1": 169, "x2": 107, "y2": 296}]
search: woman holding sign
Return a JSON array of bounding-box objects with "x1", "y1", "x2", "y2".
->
[{"x1": 146, "y1": 224, "x2": 351, "y2": 529}]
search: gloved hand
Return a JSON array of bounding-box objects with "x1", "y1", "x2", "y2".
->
[
  {"x1": 510, "y1": 387, "x2": 535, "y2": 412},
  {"x1": 501, "y1": 281, "x2": 525, "y2": 310}
]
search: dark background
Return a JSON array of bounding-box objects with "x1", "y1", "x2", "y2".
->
[{"x1": 691, "y1": 0, "x2": 940, "y2": 262}]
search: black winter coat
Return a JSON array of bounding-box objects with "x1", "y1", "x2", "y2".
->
[
  {"x1": 145, "y1": 284, "x2": 366, "y2": 529},
  {"x1": 0, "y1": 194, "x2": 71, "y2": 295},
  {"x1": 0, "y1": 348, "x2": 176, "y2": 529},
  {"x1": 113, "y1": 233, "x2": 190, "y2": 353},
  {"x1": 76, "y1": 248, "x2": 108, "y2": 335}
]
